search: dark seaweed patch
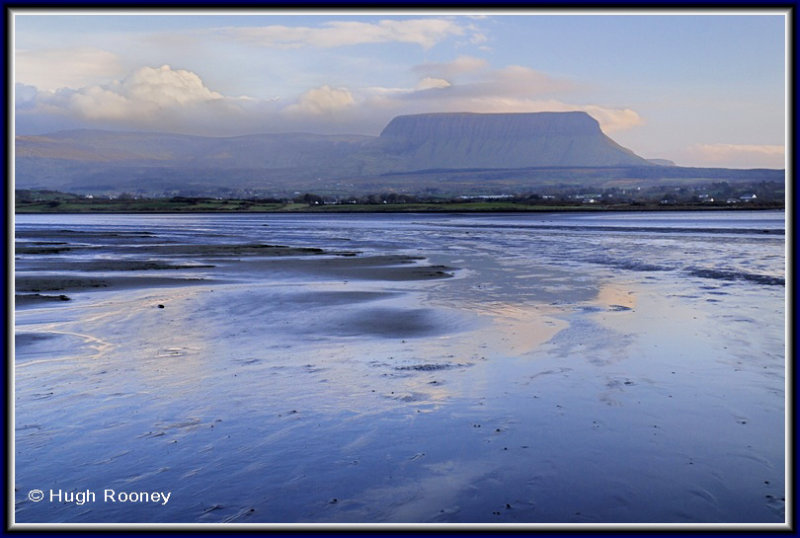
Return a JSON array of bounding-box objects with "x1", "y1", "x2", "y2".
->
[
  {"x1": 687, "y1": 268, "x2": 784, "y2": 286},
  {"x1": 26, "y1": 260, "x2": 216, "y2": 272},
  {"x1": 146, "y1": 243, "x2": 326, "y2": 257},
  {"x1": 15, "y1": 293, "x2": 71, "y2": 304},
  {"x1": 15, "y1": 246, "x2": 74, "y2": 254},
  {"x1": 395, "y1": 363, "x2": 468, "y2": 372}
]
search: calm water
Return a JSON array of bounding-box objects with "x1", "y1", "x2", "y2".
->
[{"x1": 14, "y1": 211, "x2": 786, "y2": 525}]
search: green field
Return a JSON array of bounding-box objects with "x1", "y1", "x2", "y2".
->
[{"x1": 15, "y1": 197, "x2": 288, "y2": 213}]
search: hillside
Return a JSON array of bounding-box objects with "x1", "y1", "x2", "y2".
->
[
  {"x1": 375, "y1": 112, "x2": 651, "y2": 170},
  {"x1": 14, "y1": 112, "x2": 783, "y2": 197}
]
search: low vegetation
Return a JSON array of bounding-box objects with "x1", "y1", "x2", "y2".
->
[{"x1": 14, "y1": 181, "x2": 785, "y2": 214}]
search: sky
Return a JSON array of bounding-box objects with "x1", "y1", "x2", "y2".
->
[{"x1": 12, "y1": 9, "x2": 787, "y2": 169}]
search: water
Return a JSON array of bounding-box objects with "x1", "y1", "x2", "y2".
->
[{"x1": 13, "y1": 211, "x2": 786, "y2": 525}]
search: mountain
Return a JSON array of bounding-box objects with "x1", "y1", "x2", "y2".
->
[
  {"x1": 375, "y1": 112, "x2": 651, "y2": 170},
  {"x1": 15, "y1": 130, "x2": 375, "y2": 194},
  {"x1": 16, "y1": 130, "x2": 373, "y2": 171},
  {"x1": 13, "y1": 112, "x2": 783, "y2": 196}
]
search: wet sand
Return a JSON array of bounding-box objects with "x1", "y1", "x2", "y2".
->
[{"x1": 13, "y1": 213, "x2": 786, "y2": 527}]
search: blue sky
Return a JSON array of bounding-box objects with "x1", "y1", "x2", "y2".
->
[{"x1": 13, "y1": 10, "x2": 787, "y2": 168}]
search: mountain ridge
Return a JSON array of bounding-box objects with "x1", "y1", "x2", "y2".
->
[{"x1": 14, "y1": 111, "x2": 784, "y2": 196}]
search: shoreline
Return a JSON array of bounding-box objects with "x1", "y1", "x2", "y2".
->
[{"x1": 14, "y1": 205, "x2": 785, "y2": 215}]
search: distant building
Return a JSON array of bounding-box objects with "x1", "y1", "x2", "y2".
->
[
  {"x1": 459, "y1": 194, "x2": 514, "y2": 200},
  {"x1": 739, "y1": 194, "x2": 758, "y2": 202}
]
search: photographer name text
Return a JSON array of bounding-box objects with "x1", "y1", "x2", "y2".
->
[{"x1": 28, "y1": 488, "x2": 171, "y2": 506}]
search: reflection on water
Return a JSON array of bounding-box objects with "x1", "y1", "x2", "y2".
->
[
  {"x1": 479, "y1": 303, "x2": 567, "y2": 356},
  {"x1": 595, "y1": 284, "x2": 637, "y2": 310},
  {"x1": 14, "y1": 212, "x2": 785, "y2": 524}
]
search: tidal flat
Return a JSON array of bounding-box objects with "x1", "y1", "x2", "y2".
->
[{"x1": 13, "y1": 212, "x2": 786, "y2": 526}]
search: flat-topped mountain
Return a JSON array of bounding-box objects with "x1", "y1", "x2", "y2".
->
[
  {"x1": 376, "y1": 112, "x2": 651, "y2": 169},
  {"x1": 14, "y1": 112, "x2": 782, "y2": 196}
]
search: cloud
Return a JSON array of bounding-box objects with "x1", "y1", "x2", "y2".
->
[
  {"x1": 474, "y1": 65, "x2": 575, "y2": 96},
  {"x1": 15, "y1": 83, "x2": 38, "y2": 106},
  {"x1": 221, "y1": 18, "x2": 465, "y2": 49},
  {"x1": 686, "y1": 143, "x2": 785, "y2": 168},
  {"x1": 415, "y1": 77, "x2": 451, "y2": 90},
  {"x1": 465, "y1": 21, "x2": 489, "y2": 46},
  {"x1": 413, "y1": 55, "x2": 488, "y2": 78},
  {"x1": 17, "y1": 65, "x2": 367, "y2": 135},
  {"x1": 63, "y1": 64, "x2": 236, "y2": 122},
  {"x1": 17, "y1": 65, "x2": 261, "y2": 134},
  {"x1": 286, "y1": 85, "x2": 355, "y2": 115},
  {"x1": 69, "y1": 85, "x2": 132, "y2": 120},
  {"x1": 411, "y1": 61, "x2": 574, "y2": 100},
  {"x1": 691, "y1": 143, "x2": 785, "y2": 158},
  {"x1": 15, "y1": 47, "x2": 123, "y2": 91},
  {"x1": 380, "y1": 61, "x2": 641, "y2": 134},
  {"x1": 353, "y1": 82, "x2": 642, "y2": 135},
  {"x1": 15, "y1": 61, "x2": 645, "y2": 140},
  {"x1": 412, "y1": 95, "x2": 643, "y2": 134},
  {"x1": 119, "y1": 65, "x2": 225, "y2": 106},
  {"x1": 579, "y1": 105, "x2": 645, "y2": 133},
  {"x1": 469, "y1": 31, "x2": 489, "y2": 46}
]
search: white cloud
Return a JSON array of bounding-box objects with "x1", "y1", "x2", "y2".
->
[
  {"x1": 686, "y1": 143, "x2": 785, "y2": 168},
  {"x1": 222, "y1": 18, "x2": 464, "y2": 49},
  {"x1": 396, "y1": 61, "x2": 641, "y2": 134},
  {"x1": 415, "y1": 77, "x2": 451, "y2": 90},
  {"x1": 580, "y1": 105, "x2": 645, "y2": 133},
  {"x1": 62, "y1": 64, "x2": 235, "y2": 122},
  {"x1": 286, "y1": 85, "x2": 355, "y2": 116},
  {"x1": 120, "y1": 65, "x2": 224, "y2": 107},
  {"x1": 69, "y1": 85, "x2": 132, "y2": 120},
  {"x1": 15, "y1": 47, "x2": 123, "y2": 91},
  {"x1": 17, "y1": 65, "x2": 261, "y2": 134},
  {"x1": 16, "y1": 61, "x2": 645, "y2": 140}
]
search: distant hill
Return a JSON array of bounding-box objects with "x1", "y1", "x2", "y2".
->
[
  {"x1": 14, "y1": 112, "x2": 784, "y2": 197},
  {"x1": 375, "y1": 112, "x2": 651, "y2": 170},
  {"x1": 647, "y1": 158, "x2": 677, "y2": 166},
  {"x1": 16, "y1": 130, "x2": 373, "y2": 171}
]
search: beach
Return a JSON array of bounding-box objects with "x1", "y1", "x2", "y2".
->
[{"x1": 13, "y1": 211, "x2": 786, "y2": 525}]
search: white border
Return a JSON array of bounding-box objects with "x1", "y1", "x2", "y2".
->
[{"x1": 8, "y1": 6, "x2": 793, "y2": 531}]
